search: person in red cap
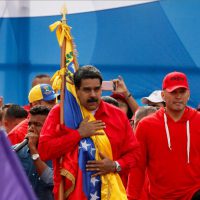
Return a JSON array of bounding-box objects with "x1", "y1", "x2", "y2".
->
[{"x1": 128, "y1": 71, "x2": 200, "y2": 200}]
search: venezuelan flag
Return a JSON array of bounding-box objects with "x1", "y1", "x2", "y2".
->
[{"x1": 50, "y1": 16, "x2": 127, "y2": 200}]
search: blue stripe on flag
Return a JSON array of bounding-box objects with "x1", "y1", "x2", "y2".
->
[
  {"x1": 64, "y1": 81, "x2": 101, "y2": 199},
  {"x1": 79, "y1": 138, "x2": 101, "y2": 199},
  {"x1": 64, "y1": 88, "x2": 83, "y2": 129}
]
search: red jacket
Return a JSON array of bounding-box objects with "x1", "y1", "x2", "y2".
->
[
  {"x1": 38, "y1": 101, "x2": 140, "y2": 199},
  {"x1": 8, "y1": 119, "x2": 28, "y2": 145},
  {"x1": 129, "y1": 107, "x2": 200, "y2": 200}
]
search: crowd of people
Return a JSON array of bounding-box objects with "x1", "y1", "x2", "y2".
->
[{"x1": 1, "y1": 66, "x2": 200, "y2": 200}]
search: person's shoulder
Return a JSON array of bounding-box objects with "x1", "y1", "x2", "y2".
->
[
  {"x1": 52, "y1": 103, "x2": 60, "y2": 110},
  {"x1": 187, "y1": 106, "x2": 200, "y2": 119},
  {"x1": 103, "y1": 100, "x2": 127, "y2": 115},
  {"x1": 49, "y1": 103, "x2": 60, "y2": 114},
  {"x1": 9, "y1": 118, "x2": 28, "y2": 135},
  {"x1": 138, "y1": 109, "x2": 161, "y2": 126},
  {"x1": 44, "y1": 104, "x2": 61, "y2": 122}
]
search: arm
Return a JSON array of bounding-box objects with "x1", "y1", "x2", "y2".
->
[
  {"x1": 27, "y1": 130, "x2": 53, "y2": 185},
  {"x1": 29, "y1": 144, "x2": 48, "y2": 177},
  {"x1": 38, "y1": 105, "x2": 81, "y2": 161},
  {"x1": 126, "y1": 121, "x2": 147, "y2": 199},
  {"x1": 29, "y1": 144, "x2": 53, "y2": 185},
  {"x1": 113, "y1": 76, "x2": 139, "y2": 114},
  {"x1": 38, "y1": 105, "x2": 106, "y2": 161},
  {"x1": 116, "y1": 116, "x2": 140, "y2": 171},
  {"x1": 39, "y1": 161, "x2": 53, "y2": 185},
  {"x1": 127, "y1": 166, "x2": 146, "y2": 200},
  {"x1": 86, "y1": 114, "x2": 140, "y2": 176}
]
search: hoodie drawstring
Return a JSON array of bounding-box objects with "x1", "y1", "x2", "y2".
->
[
  {"x1": 164, "y1": 113, "x2": 190, "y2": 163},
  {"x1": 164, "y1": 113, "x2": 172, "y2": 150},
  {"x1": 186, "y1": 120, "x2": 190, "y2": 163}
]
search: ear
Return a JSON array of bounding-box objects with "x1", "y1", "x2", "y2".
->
[
  {"x1": 161, "y1": 91, "x2": 166, "y2": 102},
  {"x1": 187, "y1": 90, "x2": 190, "y2": 101},
  {"x1": 2, "y1": 119, "x2": 8, "y2": 131},
  {"x1": 187, "y1": 96, "x2": 190, "y2": 101}
]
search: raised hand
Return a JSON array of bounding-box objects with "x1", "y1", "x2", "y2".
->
[
  {"x1": 26, "y1": 131, "x2": 39, "y2": 154},
  {"x1": 113, "y1": 75, "x2": 129, "y2": 96}
]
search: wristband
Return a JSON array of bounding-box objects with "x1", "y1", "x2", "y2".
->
[
  {"x1": 126, "y1": 93, "x2": 132, "y2": 100},
  {"x1": 114, "y1": 161, "x2": 121, "y2": 172}
]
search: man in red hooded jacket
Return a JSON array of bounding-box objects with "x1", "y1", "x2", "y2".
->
[{"x1": 127, "y1": 71, "x2": 200, "y2": 200}]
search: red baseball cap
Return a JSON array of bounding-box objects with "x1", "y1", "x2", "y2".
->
[{"x1": 162, "y1": 71, "x2": 189, "y2": 92}]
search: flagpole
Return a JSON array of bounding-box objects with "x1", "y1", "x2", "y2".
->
[
  {"x1": 58, "y1": 6, "x2": 67, "y2": 200},
  {"x1": 50, "y1": 5, "x2": 79, "y2": 199},
  {"x1": 60, "y1": 6, "x2": 67, "y2": 125}
]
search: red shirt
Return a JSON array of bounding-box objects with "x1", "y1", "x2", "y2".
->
[
  {"x1": 8, "y1": 119, "x2": 28, "y2": 145},
  {"x1": 7, "y1": 104, "x2": 30, "y2": 145},
  {"x1": 129, "y1": 107, "x2": 200, "y2": 200},
  {"x1": 38, "y1": 101, "x2": 140, "y2": 199}
]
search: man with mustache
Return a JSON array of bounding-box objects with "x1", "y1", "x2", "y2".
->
[
  {"x1": 129, "y1": 72, "x2": 200, "y2": 200},
  {"x1": 38, "y1": 65, "x2": 140, "y2": 200},
  {"x1": 87, "y1": 97, "x2": 98, "y2": 103}
]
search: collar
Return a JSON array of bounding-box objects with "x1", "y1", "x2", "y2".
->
[
  {"x1": 160, "y1": 106, "x2": 190, "y2": 123},
  {"x1": 91, "y1": 108, "x2": 98, "y2": 116},
  {"x1": 26, "y1": 145, "x2": 30, "y2": 154}
]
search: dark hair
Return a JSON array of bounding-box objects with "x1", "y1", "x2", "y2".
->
[
  {"x1": 74, "y1": 65, "x2": 103, "y2": 89},
  {"x1": 34, "y1": 74, "x2": 51, "y2": 79},
  {"x1": 4, "y1": 104, "x2": 28, "y2": 120},
  {"x1": 32, "y1": 74, "x2": 51, "y2": 87},
  {"x1": 29, "y1": 105, "x2": 50, "y2": 116},
  {"x1": 2, "y1": 103, "x2": 13, "y2": 110},
  {"x1": 1, "y1": 103, "x2": 13, "y2": 122},
  {"x1": 101, "y1": 96, "x2": 119, "y2": 107}
]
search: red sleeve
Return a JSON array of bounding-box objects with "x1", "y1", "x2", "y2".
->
[
  {"x1": 117, "y1": 116, "x2": 141, "y2": 171},
  {"x1": 126, "y1": 121, "x2": 147, "y2": 199},
  {"x1": 38, "y1": 104, "x2": 81, "y2": 161},
  {"x1": 127, "y1": 167, "x2": 146, "y2": 200}
]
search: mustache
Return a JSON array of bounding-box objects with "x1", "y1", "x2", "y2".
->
[{"x1": 87, "y1": 98, "x2": 98, "y2": 103}]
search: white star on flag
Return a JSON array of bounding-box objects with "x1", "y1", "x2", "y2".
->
[
  {"x1": 91, "y1": 177, "x2": 99, "y2": 187},
  {"x1": 90, "y1": 147, "x2": 96, "y2": 156},
  {"x1": 90, "y1": 191, "x2": 99, "y2": 200},
  {"x1": 80, "y1": 140, "x2": 91, "y2": 151}
]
